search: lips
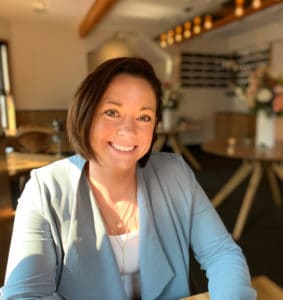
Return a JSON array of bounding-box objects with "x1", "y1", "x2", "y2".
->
[{"x1": 110, "y1": 142, "x2": 135, "y2": 152}]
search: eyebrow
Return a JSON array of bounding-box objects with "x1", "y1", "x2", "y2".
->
[
  {"x1": 103, "y1": 100, "x2": 155, "y2": 112},
  {"x1": 103, "y1": 100, "x2": 122, "y2": 106},
  {"x1": 141, "y1": 106, "x2": 155, "y2": 112}
]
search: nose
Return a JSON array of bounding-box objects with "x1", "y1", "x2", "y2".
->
[{"x1": 117, "y1": 116, "x2": 137, "y2": 136}]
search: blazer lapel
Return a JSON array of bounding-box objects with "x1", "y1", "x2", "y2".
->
[
  {"x1": 138, "y1": 169, "x2": 174, "y2": 299},
  {"x1": 60, "y1": 160, "x2": 127, "y2": 300}
]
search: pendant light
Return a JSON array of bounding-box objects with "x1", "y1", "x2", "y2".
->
[
  {"x1": 183, "y1": 21, "x2": 192, "y2": 39},
  {"x1": 235, "y1": 0, "x2": 244, "y2": 17}
]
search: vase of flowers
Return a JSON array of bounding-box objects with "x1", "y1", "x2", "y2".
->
[
  {"x1": 256, "y1": 110, "x2": 275, "y2": 148},
  {"x1": 161, "y1": 81, "x2": 180, "y2": 131},
  {"x1": 236, "y1": 66, "x2": 283, "y2": 148}
]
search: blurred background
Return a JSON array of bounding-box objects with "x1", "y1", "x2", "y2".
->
[{"x1": 0, "y1": 0, "x2": 283, "y2": 297}]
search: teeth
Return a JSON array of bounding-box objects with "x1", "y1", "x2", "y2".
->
[{"x1": 111, "y1": 143, "x2": 135, "y2": 152}]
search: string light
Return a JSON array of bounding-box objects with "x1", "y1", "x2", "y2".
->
[
  {"x1": 193, "y1": 16, "x2": 202, "y2": 34},
  {"x1": 183, "y1": 21, "x2": 192, "y2": 39},
  {"x1": 235, "y1": 0, "x2": 244, "y2": 17},
  {"x1": 204, "y1": 15, "x2": 213, "y2": 30},
  {"x1": 157, "y1": 0, "x2": 273, "y2": 48}
]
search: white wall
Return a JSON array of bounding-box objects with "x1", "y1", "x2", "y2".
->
[
  {"x1": 0, "y1": 18, "x2": 114, "y2": 110},
  {"x1": 0, "y1": 18, "x2": 11, "y2": 40},
  {"x1": 9, "y1": 21, "x2": 86, "y2": 109}
]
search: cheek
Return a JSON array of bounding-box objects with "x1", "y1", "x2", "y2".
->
[
  {"x1": 140, "y1": 125, "x2": 155, "y2": 144},
  {"x1": 90, "y1": 120, "x2": 112, "y2": 137}
]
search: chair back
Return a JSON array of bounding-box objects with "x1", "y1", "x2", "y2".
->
[{"x1": 18, "y1": 130, "x2": 51, "y2": 153}]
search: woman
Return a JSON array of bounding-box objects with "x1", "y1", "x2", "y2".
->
[{"x1": 1, "y1": 57, "x2": 256, "y2": 300}]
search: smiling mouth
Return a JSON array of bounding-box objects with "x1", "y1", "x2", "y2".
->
[{"x1": 110, "y1": 142, "x2": 136, "y2": 152}]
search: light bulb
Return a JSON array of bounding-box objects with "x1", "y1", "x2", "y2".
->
[
  {"x1": 160, "y1": 33, "x2": 167, "y2": 48},
  {"x1": 252, "y1": 0, "x2": 262, "y2": 9},
  {"x1": 235, "y1": 5, "x2": 244, "y2": 16},
  {"x1": 183, "y1": 21, "x2": 192, "y2": 39},
  {"x1": 175, "y1": 26, "x2": 183, "y2": 42},
  {"x1": 204, "y1": 15, "x2": 213, "y2": 30},
  {"x1": 235, "y1": 0, "x2": 244, "y2": 17},
  {"x1": 167, "y1": 30, "x2": 174, "y2": 45},
  {"x1": 193, "y1": 16, "x2": 202, "y2": 34}
]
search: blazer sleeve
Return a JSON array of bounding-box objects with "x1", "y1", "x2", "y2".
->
[
  {"x1": 176, "y1": 156, "x2": 257, "y2": 300},
  {"x1": 1, "y1": 171, "x2": 64, "y2": 300}
]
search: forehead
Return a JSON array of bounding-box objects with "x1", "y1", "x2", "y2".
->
[
  {"x1": 101, "y1": 73, "x2": 156, "y2": 99},
  {"x1": 109, "y1": 73, "x2": 152, "y2": 87}
]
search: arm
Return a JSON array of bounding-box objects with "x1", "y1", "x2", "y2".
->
[
  {"x1": 1, "y1": 172, "x2": 63, "y2": 300},
  {"x1": 177, "y1": 156, "x2": 256, "y2": 300}
]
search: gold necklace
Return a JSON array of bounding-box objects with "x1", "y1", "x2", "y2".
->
[
  {"x1": 111, "y1": 213, "x2": 138, "y2": 286},
  {"x1": 92, "y1": 188, "x2": 137, "y2": 235},
  {"x1": 103, "y1": 197, "x2": 137, "y2": 235}
]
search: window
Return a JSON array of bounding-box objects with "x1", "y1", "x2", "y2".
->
[{"x1": 0, "y1": 41, "x2": 13, "y2": 130}]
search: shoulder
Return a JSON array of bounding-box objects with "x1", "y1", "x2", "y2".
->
[
  {"x1": 35, "y1": 154, "x2": 85, "y2": 175},
  {"x1": 20, "y1": 154, "x2": 86, "y2": 215},
  {"x1": 147, "y1": 152, "x2": 192, "y2": 173},
  {"x1": 31, "y1": 154, "x2": 86, "y2": 185},
  {"x1": 143, "y1": 152, "x2": 195, "y2": 185}
]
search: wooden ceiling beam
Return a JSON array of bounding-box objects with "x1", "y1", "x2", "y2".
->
[{"x1": 79, "y1": 0, "x2": 118, "y2": 38}]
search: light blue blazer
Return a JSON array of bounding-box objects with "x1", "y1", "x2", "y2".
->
[{"x1": 1, "y1": 152, "x2": 256, "y2": 300}]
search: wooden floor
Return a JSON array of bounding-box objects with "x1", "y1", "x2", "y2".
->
[
  {"x1": 0, "y1": 210, "x2": 14, "y2": 285},
  {"x1": 0, "y1": 176, "x2": 14, "y2": 285},
  {"x1": 0, "y1": 145, "x2": 15, "y2": 286}
]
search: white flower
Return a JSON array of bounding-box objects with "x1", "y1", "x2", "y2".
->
[{"x1": 256, "y1": 87, "x2": 273, "y2": 103}]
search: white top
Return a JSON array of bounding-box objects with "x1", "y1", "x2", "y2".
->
[{"x1": 109, "y1": 231, "x2": 140, "y2": 299}]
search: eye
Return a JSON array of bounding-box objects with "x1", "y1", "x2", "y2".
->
[
  {"x1": 137, "y1": 114, "x2": 152, "y2": 122},
  {"x1": 104, "y1": 109, "x2": 119, "y2": 118}
]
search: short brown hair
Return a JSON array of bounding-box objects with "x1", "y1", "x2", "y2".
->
[{"x1": 67, "y1": 56, "x2": 162, "y2": 167}]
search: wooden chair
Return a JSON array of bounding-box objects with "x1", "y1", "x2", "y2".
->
[
  {"x1": 17, "y1": 130, "x2": 52, "y2": 153},
  {"x1": 17, "y1": 126, "x2": 52, "y2": 193}
]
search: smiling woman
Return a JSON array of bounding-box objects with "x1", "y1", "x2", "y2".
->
[{"x1": 1, "y1": 57, "x2": 256, "y2": 300}]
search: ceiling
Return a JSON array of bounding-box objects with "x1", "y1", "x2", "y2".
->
[
  {"x1": 0, "y1": 0, "x2": 227, "y2": 36},
  {"x1": 0, "y1": 0, "x2": 282, "y2": 39}
]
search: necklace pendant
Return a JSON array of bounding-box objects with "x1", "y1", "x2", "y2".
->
[{"x1": 117, "y1": 221, "x2": 124, "y2": 229}]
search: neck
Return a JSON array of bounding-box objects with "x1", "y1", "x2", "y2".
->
[
  {"x1": 86, "y1": 159, "x2": 139, "y2": 235},
  {"x1": 87, "y1": 159, "x2": 137, "y2": 205}
]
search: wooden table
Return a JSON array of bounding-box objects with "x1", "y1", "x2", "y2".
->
[
  {"x1": 4, "y1": 152, "x2": 62, "y2": 176},
  {"x1": 154, "y1": 127, "x2": 201, "y2": 171},
  {"x1": 180, "y1": 275, "x2": 283, "y2": 300},
  {"x1": 0, "y1": 152, "x2": 62, "y2": 194},
  {"x1": 202, "y1": 138, "x2": 283, "y2": 240}
]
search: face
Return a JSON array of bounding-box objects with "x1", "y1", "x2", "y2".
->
[{"x1": 89, "y1": 74, "x2": 157, "y2": 171}]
